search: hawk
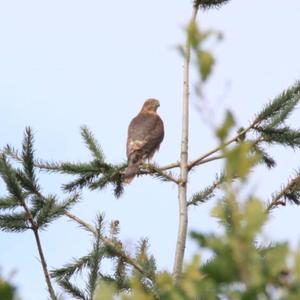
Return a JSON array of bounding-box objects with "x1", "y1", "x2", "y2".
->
[{"x1": 123, "y1": 98, "x2": 164, "y2": 183}]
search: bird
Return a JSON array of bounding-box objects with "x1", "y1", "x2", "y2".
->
[{"x1": 123, "y1": 98, "x2": 164, "y2": 183}]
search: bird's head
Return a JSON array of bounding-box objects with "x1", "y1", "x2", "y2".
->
[{"x1": 141, "y1": 98, "x2": 160, "y2": 112}]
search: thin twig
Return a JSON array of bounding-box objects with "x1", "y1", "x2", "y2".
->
[
  {"x1": 20, "y1": 199, "x2": 57, "y2": 299},
  {"x1": 196, "y1": 155, "x2": 225, "y2": 166},
  {"x1": 32, "y1": 229, "x2": 57, "y2": 300},
  {"x1": 267, "y1": 190, "x2": 288, "y2": 211},
  {"x1": 152, "y1": 155, "x2": 223, "y2": 171},
  {"x1": 140, "y1": 164, "x2": 179, "y2": 184},
  {"x1": 64, "y1": 211, "x2": 98, "y2": 235},
  {"x1": 158, "y1": 161, "x2": 180, "y2": 171},
  {"x1": 188, "y1": 122, "x2": 259, "y2": 170},
  {"x1": 157, "y1": 126, "x2": 261, "y2": 172}
]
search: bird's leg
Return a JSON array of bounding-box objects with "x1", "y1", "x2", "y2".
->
[{"x1": 141, "y1": 158, "x2": 152, "y2": 171}]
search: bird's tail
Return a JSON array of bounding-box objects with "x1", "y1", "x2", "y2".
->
[{"x1": 123, "y1": 153, "x2": 142, "y2": 184}]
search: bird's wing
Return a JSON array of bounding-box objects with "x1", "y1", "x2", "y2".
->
[{"x1": 127, "y1": 112, "x2": 164, "y2": 158}]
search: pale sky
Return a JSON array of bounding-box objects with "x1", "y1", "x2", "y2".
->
[{"x1": 0, "y1": 1, "x2": 300, "y2": 299}]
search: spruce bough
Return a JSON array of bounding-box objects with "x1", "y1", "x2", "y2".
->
[{"x1": 1, "y1": 0, "x2": 300, "y2": 299}]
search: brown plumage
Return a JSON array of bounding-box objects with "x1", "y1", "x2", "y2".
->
[{"x1": 123, "y1": 98, "x2": 164, "y2": 183}]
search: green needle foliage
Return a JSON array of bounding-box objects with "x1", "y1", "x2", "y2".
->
[
  {"x1": 51, "y1": 215, "x2": 106, "y2": 300},
  {"x1": 189, "y1": 80, "x2": 300, "y2": 207},
  {"x1": 268, "y1": 170, "x2": 300, "y2": 209},
  {"x1": 1, "y1": 1, "x2": 300, "y2": 299},
  {"x1": 0, "y1": 128, "x2": 80, "y2": 233},
  {"x1": 255, "y1": 81, "x2": 300, "y2": 128},
  {"x1": 188, "y1": 173, "x2": 225, "y2": 206},
  {"x1": 251, "y1": 144, "x2": 276, "y2": 169},
  {"x1": 2, "y1": 82, "x2": 300, "y2": 299},
  {"x1": 4, "y1": 126, "x2": 126, "y2": 197},
  {"x1": 51, "y1": 216, "x2": 156, "y2": 300},
  {"x1": 194, "y1": 0, "x2": 231, "y2": 9},
  {"x1": 256, "y1": 126, "x2": 300, "y2": 149},
  {"x1": 14, "y1": 126, "x2": 126, "y2": 198},
  {"x1": 81, "y1": 126, "x2": 106, "y2": 163}
]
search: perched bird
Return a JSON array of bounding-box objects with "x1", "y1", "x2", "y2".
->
[{"x1": 123, "y1": 98, "x2": 164, "y2": 183}]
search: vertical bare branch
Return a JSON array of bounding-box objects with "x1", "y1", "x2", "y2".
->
[{"x1": 172, "y1": 6, "x2": 199, "y2": 285}]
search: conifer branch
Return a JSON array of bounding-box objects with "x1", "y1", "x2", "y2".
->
[
  {"x1": 186, "y1": 139, "x2": 270, "y2": 208},
  {"x1": 81, "y1": 126, "x2": 105, "y2": 162},
  {"x1": 0, "y1": 196, "x2": 20, "y2": 211},
  {"x1": 64, "y1": 211, "x2": 98, "y2": 235},
  {"x1": 64, "y1": 211, "x2": 153, "y2": 281},
  {"x1": 157, "y1": 161, "x2": 180, "y2": 171},
  {"x1": 0, "y1": 212, "x2": 30, "y2": 232},
  {"x1": 256, "y1": 81, "x2": 300, "y2": 128},
  {"x1": 22, "y1": 127, "x2": 36, "y2": 184},
  {"x1": 267, "y1": 172, "x2": 300, "y2": 211},
  {"x1": 194, "y1": 0, "x2": 231, "y2": 9},
  {"x1": 198, "y1": 155, "x2": 225, "y2": 165},
  {"x1": 140, "y1": 164, "x2": 179, "y2": 184},
  {"x1": 157, "y1": 127, "x2": 259, "y2": 172},
  {"x1": 87, "y1": 216, "x2": 104, "y2": 300},
  {"x1": 0, "y1": 152, "x2": 57, "y2": 299},
  {"x1": 2, "y1": 133, "x2": 155, "y2": 283},
  {"x1": 252, "y1": 144, "x2": 276, "y2": 169},
  {"x1": 187, "y1": 173, "x2": 225, "y2": 206},
  {"x1": 59, "y1": 281, "x2": 87, "y2": 300},
  {"x1": 157, "y1": 155, "x2": 224, "y2": 171},
  {"x1": 51, "y1": 216, "x2": 154, "y2": 298},
  {"x1": 51, "y1": 255, "x2": 91, "y2": 279},
  {"x1": 171, "y1": 71, "x2": 300, "y2": 285},
  {"x1": 158, "y1": 82, "x2": 300, "y2": 173},
  {"x1": 256, "y1": 126, "x2": 300, "y2": 149},
  {"x1": 188, "y1": 122, "x2": 258, "y2": 170},
  {"x1": 133, "y1": 239, "x2": 157, "y2": 281},
  {"x1": 4, "y1": 143, "x2": 125, "y2": 197}
]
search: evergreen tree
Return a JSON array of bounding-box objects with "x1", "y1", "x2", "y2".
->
[{"x1": 1, "y1": 0, "x2": 300, "y2": 299}]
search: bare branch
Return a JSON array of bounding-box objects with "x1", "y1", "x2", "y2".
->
[
  {"x1": 158, "y1": 161, "x2": 180, "y2": 171},
  {"x1": 188, "y1": 122, "x2": 259, "y2": 170},
  {"x1": 194, "y1": 154, "x2": 225, "y2": 166},
  {"x1": 172, "y1": 5, "x2": 199, "y2": 285},
  {"x1": 157, "y1": 126, "x2": 260, "y2": 172},
  {"x1": 139, "y1": 164, "x2": 179, "y2": 184}
]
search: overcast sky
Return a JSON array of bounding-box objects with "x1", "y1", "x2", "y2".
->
[{"x1": 1, "y1": 1, "x2": 300, "y2": 299}]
